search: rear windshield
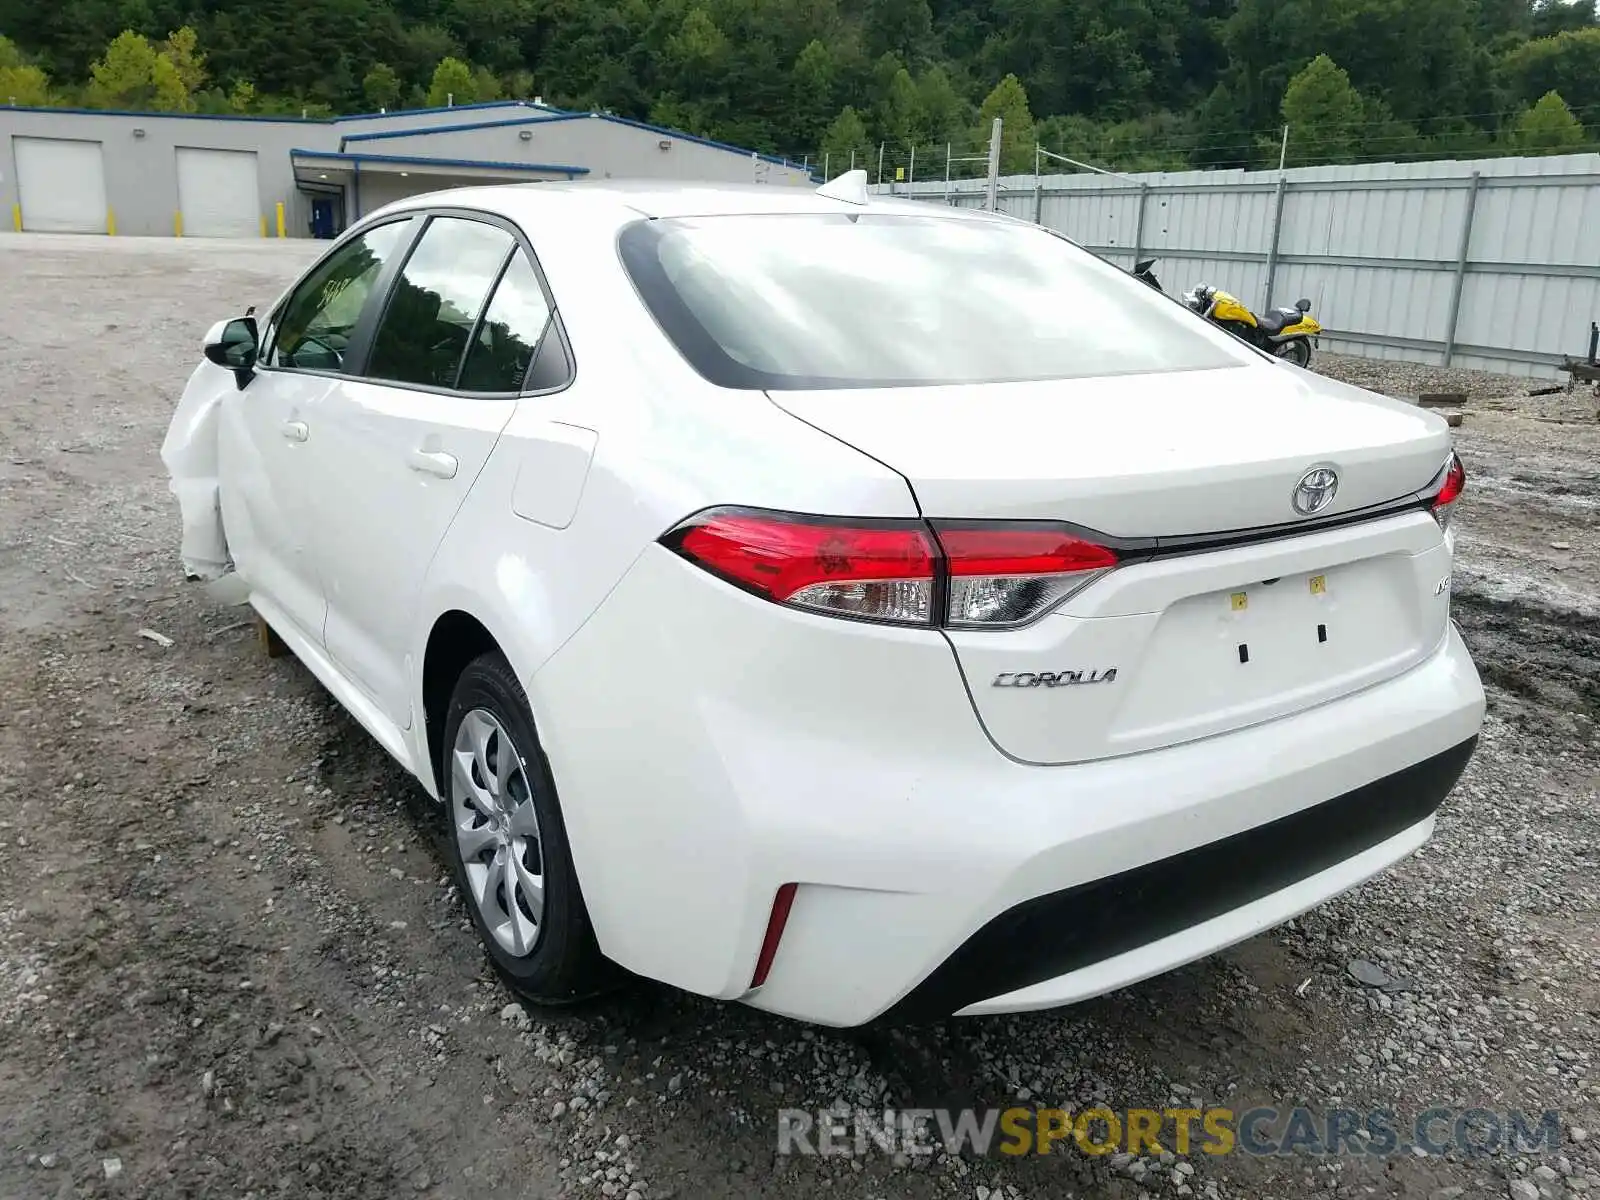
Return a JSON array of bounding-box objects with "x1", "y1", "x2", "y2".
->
[{"x1": 617, "y1": 213, "x2": 1244, "y2": 390}]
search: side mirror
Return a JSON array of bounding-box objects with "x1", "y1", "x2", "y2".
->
[
  {"x1": 1295, "y1": 298, "x2": 1311, "y2": 312},
  {"x1": 203, "y1": 316, "x2": 259, "y2": 387}
]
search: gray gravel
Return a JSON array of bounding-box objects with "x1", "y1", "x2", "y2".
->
[{"x1": 1, "y1": 237, "x2": 1596, "y2": 1200}]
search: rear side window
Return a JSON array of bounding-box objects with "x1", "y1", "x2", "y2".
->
[
  {"x1": 457, "y1": 251, "x2": 555, "y2": 393},
  {"x1": 366, "y1": 216, "x2": 516, "y2": 389},
  {"x1": 618, "y1": 213, "x2": 1245, "y2": 390}
]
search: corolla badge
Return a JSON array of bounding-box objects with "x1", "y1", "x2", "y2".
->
[{"x1": 1292, "y1": 467, "x2": 1340, "y2": 516}]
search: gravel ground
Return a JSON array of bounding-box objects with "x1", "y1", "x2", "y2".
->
[{"x1": 1, "y1": 235, "x2": 1597, "y2": 1200}]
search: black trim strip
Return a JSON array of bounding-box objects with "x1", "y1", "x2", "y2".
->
[{"x1": 876, "y1": 735, "x2": 1477, "y2": 1024}]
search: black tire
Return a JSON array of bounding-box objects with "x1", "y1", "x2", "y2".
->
[
  {"x1": 1279, "y1": 338, "x2": 1312, "y2": 368},
  {"x1": 441, "y1": 651, "x2": 613, "y2": 1004}
]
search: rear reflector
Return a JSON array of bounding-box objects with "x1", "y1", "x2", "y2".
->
[
  {"x1": 663, "y1": 508, "x2": 1121, "y2": 629},
  {"x1": 751, "y1": 882, "x2": 798, "y2": 989},
  {"x1": 1431, "y1": 452, "x2": 1466, "y2": 529}
]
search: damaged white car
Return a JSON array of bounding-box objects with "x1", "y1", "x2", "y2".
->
[{"x1": 161, "y1": 177, "x2": 1484, "y2": 1027}]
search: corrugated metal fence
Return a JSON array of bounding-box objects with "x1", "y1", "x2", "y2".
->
[{"x1": 878, "y1": 153, "x2": 1600, "y2": 379}]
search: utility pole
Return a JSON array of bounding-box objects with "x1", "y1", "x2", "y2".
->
[
  {"x1": 984, "y1": 117, "x2": 1002, "y2": 212},
  {"x1": 877, "y1": 142, "x2": 885, "y2": 187},
  {"x1": 1278, "y1": 125, "x2": 1289, "y2": 173}
]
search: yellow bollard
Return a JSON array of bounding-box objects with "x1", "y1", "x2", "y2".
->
[
  {"x1": 107, "y1": 208, "x2": 117, "y2": 236},
  {"x1": 260, "y1": 214, "x2": 267, "y2": 237},
  {"x1": 276, "y1": 201, "x2": 286, "y2": 238},
  {"x1": 11, "y1": 203, "x2": 20, "y2": 232},
  {"x1": 174, "y1": 211, "x2": 183, "y2": 237}
]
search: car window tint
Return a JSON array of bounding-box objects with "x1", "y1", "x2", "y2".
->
[
  {"x1": 366, "y1": 216, "x2": 516, "y2": 390},
  {"x1": 269, "y1": 221, "x2": 409, "y2": 372},
  {"x1": 618, "y1": 214, "x2": 1247, "y2": 390},
  {"x1": 456, "y1": 251, "x2": 554, "y2": 393}
]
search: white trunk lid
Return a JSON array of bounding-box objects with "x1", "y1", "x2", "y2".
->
[{"x1": 767, "y1": 362, "x2": 1459, "y2": 764}]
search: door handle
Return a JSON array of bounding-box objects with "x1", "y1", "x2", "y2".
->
[
  {"x1": 280, "y1": 420, "x2": 309, "y2": 442},
  {"x1": 408, "y1": 449, "x2": 459, "y2": 480}
]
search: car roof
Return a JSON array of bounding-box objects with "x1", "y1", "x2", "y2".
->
[{"x1": 368, "y1": 179, "x2": 1016, "y2": 231}]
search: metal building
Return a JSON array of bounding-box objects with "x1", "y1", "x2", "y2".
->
[{"x1": 0, "y1": 99, "x2": 813, "y2": 239}]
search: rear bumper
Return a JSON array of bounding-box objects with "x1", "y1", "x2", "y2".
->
[
  {"x1": 531, "y1": 547, "x2": 1485, "y2": 1028},
  {"x1": 884, "y1": 735, "x2": 1474, "y2": 1021}
]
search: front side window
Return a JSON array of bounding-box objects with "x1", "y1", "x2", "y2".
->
[
  {"x1": 618, "y1": 213, "x2": 1249, "y2": 390},
  {"x1": 457, "y1": 251, "x2": 555, "y2": 393},
  {"x1": 268, "y1": 220, "x2": 410, "y2": 371},
  {"x1": 365, "y1": 216, "x2": 516, "y2": 390}
]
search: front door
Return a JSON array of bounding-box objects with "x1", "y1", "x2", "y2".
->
[
  {"x1": 218, "y1": 216, "x2": 418, "y2": 645},
  {"x1": 305, "y1": 214, "x2": 555, "y2": 729}
]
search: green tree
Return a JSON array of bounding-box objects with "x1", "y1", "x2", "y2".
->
[
  {"x1": 820, "y1": 104, "x2": 869, "y2": 170},
  {"x1": 425, "y1": 55, "x2": 476, "y2": 106},
  {"x1": 914, "y1": 65, "x2": 967, "y2": 146},
  {"x1": 976, "y1": 72, "x2": 1035, "y2": 173},
  {"x1": 864, "y1": 0, "x2": 935, "y2": 65},
  {"x1": 87, "y1": 31, "x2": 192, "y2": 111},
  {"x1": 362, "y1": 62, "x2": 401, "y2": 109},
  {"x1": 470, "y1": 65, "x2": 503, "y2": 101},
  {"x1": 227, "y1": 78, "x2": 256, "y2": 112},
  {"x1": 162, "y1": 27, "x2": 207, "y2": 95},
  {"x1": 1508, "y1": 89, "x2": 1587, "y2": 149},
  {"x1": 876, "y1": 65, "x2": 921, "y2": 147},
  {"x1": 1497, "y1": 28, "x2": 1600, "y2": 119},
  {"x1": 790, "y1": 39, "x2": 837, "y2": 147},
  {"x1": 0, "y1": 36, "x2": 52, "y2": 106},
  {"x1": 1280, "y1": 54, "x2": 1366, "y2": 167}
]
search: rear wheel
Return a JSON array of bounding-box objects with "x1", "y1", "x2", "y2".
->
[
  {"x1": 1277, "y1": 338, "x2": 1312, "y2": 368},
  {"x1": 442, "y1": 652, "x2": 611, "y2": 1004}
]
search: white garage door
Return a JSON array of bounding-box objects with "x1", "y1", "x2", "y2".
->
[
  {"x1": 14, "y1": 137, "x2": 108, "y2": 234},
  {"x1": 176, "y1": 147, "x2": 261, "y2": 237}
]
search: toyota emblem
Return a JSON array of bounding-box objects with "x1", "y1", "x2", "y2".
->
[{"x1": 1292, "y1": 467, "x2": 1340, "y2": 516}]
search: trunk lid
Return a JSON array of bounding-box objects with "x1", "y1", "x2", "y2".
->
[
  {"x1": 766, "y1": 362, "x2": 1452, "y2": 534},
  {"x1": 767, "y1": 362, "x2": 1458, "y2": 765}
]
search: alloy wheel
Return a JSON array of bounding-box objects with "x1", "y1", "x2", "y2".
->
[{"x1": 450, "y1": 708, "x2": 546, "y2": 957}]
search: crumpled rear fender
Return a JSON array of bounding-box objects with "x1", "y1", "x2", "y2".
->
[{"x1": 160, "y1": 324, "x2": 236, "y2": 581}]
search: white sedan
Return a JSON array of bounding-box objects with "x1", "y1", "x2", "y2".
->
[{"x1": 161, "y1": 173, "x2": 1484, "y2": 1027}]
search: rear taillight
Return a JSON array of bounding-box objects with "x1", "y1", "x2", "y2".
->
[
  {"x1": 936, "y1": 524, "x2": 1120, "y2": 629},
  {"x1": 663, "y1": 508, "x2": 1119, "y2": 629},
  {"x1": 1431, "y1": 452, "x2": 1466, "y2": 529},
  {"x1": 670, "y1": 509, "x2": 937, "y2": 625}
]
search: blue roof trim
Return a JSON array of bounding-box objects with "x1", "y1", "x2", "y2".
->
[
  {"x1": 291, "y1": 148, "x2": 590, "y2": 175},
  {"x1": 0, "y1": 99, "x2": 567, "y2": 127},
  {"x1": 341, "y1": 113, "x2": 588, "y2": 145}
]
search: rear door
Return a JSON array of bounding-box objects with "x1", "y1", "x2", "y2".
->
[{"x1": 304, "y1": 212, "x2": 559, "y2": 729}]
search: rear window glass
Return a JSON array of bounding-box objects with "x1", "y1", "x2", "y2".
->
[{"x1": 618, "y1": 213, "x2": 1244, "y2": 390}]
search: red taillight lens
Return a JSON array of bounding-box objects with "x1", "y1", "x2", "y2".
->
[
  {"x1": 1431, "y1": 452, "x2": 1466, "y2": 529},
  {"x1": 936, "y1": 524, "x2": 1120, "y2": 629},
  {"x1": 665, "y1": 508, "x2": 1120, "y2": 629},
  {"x1": 669, "y1": 509, "x2": 937, "y2": 625}
]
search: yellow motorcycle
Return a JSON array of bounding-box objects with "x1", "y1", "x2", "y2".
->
[{"x1": 1182, "y1": 281, "x2": 1322, "y2": 368}]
